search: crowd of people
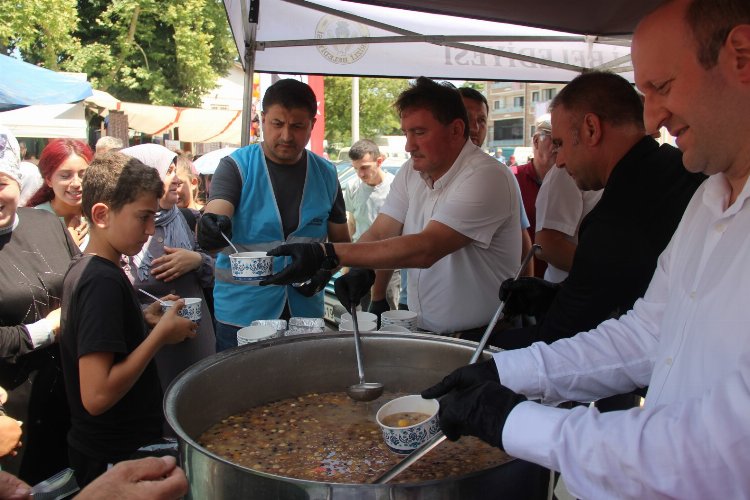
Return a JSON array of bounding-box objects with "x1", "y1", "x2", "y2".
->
[{"x1": 0, "y1": 0, "x2": 747, "y2": 497}]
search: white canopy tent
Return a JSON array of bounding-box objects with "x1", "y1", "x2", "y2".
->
[
  {"x1": 0, "y1": 102, "x2": 87, "y2": 139},
  {"x1": 223, "y1": 0, "x2": 661, "y2": 145}
]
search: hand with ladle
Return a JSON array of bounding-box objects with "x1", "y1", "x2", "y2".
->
[{"x1": 196, "y1": 213, "x2": 233, "y2": 252}]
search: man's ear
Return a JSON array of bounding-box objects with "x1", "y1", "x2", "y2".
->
[
  {"x1": 452, "y1": 118, "x2": 465, "y2": 139},
  {"x1": 582, "y1": 113, "x2": 603, "y2": 146},
  {"x1": 90, "y1": 203, "x2": 110, "y2": 228},
  {"x1": 725, "y1": 24, "x2": 750, "y2": 83}
]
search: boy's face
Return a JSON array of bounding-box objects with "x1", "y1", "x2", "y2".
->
[{"x1": 105, "y1": 192, "x2": 158, "y2": 256}]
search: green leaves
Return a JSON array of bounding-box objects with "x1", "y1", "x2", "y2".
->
[
  {"x1": 1, "y1": 0, "x2": 235, "y2": 107},
  {"x1": 324, "y1": 77, "x2": 409, "y2": 154}
]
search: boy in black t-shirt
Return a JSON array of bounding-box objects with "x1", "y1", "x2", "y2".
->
[{"x1": 59, "y1": 152, "x2": 197, "y2": 487}]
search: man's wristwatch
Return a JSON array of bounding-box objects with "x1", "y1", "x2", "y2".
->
[{"x1": 321, "y1": 242, "x2": 340, "y2": 270}]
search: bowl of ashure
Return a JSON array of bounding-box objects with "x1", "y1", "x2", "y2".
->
[{"x1": 376, "y1": 394, "x2": 440, "y2": 455}]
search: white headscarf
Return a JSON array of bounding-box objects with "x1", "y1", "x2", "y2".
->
[
  {"x1": 120, "y1": 144, "x2": 177, "y2": 180},
  {"x1": 0, "y1": 127, "x2": 22, "y2": 185}
]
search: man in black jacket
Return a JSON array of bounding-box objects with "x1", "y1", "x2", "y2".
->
[{"x1": 495, "y1": 72, "x2": 705, "y2": 370}]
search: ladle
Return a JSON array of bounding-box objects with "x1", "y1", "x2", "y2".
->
[
  {"x1": 221, "y1": 231, "x2": 239, "y2": 254},
  {"x1": 346, "y1": 304, "x2": 384, "y2": 402},
  {"x1": 374, "y1": 244, "x2": 541, "y2": 484},
  {"x1": 138, "y1": 288, "x2": 169, "y2": 307}
]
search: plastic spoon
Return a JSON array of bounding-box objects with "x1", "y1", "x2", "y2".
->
[
  {"x1": 221, "y1": 231, "x2": 239, "y2": 254},
  {"x1": 138, "y1": 288, "x2": 170, "y2": 307},
  {"x1": 346, "y1": 305, "x2": 385, "y2": 402}
]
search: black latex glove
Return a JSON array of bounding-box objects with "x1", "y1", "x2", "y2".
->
[
  {"x1": 293, "y1": 269, "x2": 333, "y2": 297},
  {"x1": 261, "y1": 243, "x2": 334, "y2": 286},
  {"x1": 437, "y1": 381, "x2": 526, "y2": 450},
  {"x1": 197, "y1": 213, "x2": 232, "y2": 251},
  {"x1": 334, "y1": 269, "x2": 376, "y2": 311},
  {"x1": 368, "y1": 299, "x2": 390, "y2": 328},
  {"x1": 498, "y1": 277, "x2": 560, "y2": 317},
  {"x1": 421, "y1": 359, "x2": 500, "y2": 399}
]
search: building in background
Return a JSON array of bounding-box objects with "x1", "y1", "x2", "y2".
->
[{"x1": 483, "y1": 82, "x2": 567, "y2": 161}]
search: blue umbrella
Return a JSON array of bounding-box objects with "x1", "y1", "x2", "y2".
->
[{"x1": 0, "y1": 54, "x2": 93, "y2": 112}]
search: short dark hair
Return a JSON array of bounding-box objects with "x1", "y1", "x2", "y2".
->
[
  {"x1": 458, "y1": 87, "x2": 489, "y2": 112},
  {"x1": 82, "y1": 152, "x2": 164, "y2": 220},
  {"x1": 682, "y1": 0, "x2": 750, "y2": 68},
  {"x1": 550, "y1": 71, "x2": 644, "y2": 131},
  {"x1": 348, "y1": 139, "x2": 381, "y2": 161},
  {"x1": 261, "y1": 79, "x2": 317, "y2": 118},
  {"x1": 394, "y1": 77, "x2": 469, "y2": 139}
]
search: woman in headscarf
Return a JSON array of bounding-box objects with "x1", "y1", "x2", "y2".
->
[
  {"x1": 120, "y1": 144, "x2": 215, "y2": 396},
  {"x1": 27, "y1": 139, "x2": 94, "y2": 249},
  {"x1": 0, "y1": 129, "x2": 78, "y2": 483}
]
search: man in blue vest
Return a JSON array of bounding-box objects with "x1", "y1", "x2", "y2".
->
[{"x1": 197, "y1": 79, "x2": 349, "y2": 351}]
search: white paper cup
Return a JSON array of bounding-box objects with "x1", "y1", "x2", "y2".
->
[
  {"x1": 338, "y1": 320, "x2": 377, "y2": 332},
  {"x1": 237, "y1": 325, "x2": 278, "y2": 345},
  {"x1": 229, "y1": 252, "x2": 273, "y2": 281},
  {"x1": 340, "y1": 311, "x2": 378, "y2": 324},
  {"x1": 161, "y1": 297, "x2": 202, "y2": 323},
  {"x1": 376, "y1": 395, "x2": 440, "y2": 455}
]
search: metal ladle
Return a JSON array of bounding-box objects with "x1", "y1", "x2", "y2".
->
[
  {"x1": 374, "y1": 244, "x2": 541, "y2": 483},
  {"x1": 346, "y1": 304, "x2": 384, "y2": 402}
]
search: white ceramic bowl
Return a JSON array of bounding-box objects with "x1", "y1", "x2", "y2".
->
[
  {"x1": 237, "y1": 325, "x2": 278, "y2": 346},
  {"x1": 376, "y1": 395, "x2": 440, "y2": 455},
  {"x1": 338, "y1": 320, "x2": 377, "y2": 332},
  {"x1": 340, "y1": 311, "x2": 378, "y2": 324},
  {"x1": 229, "y1": 252, "x2": 273, "y2": 281},
  {"x1": 161, "y1": 297, "x2": 202, "y2": 322}
]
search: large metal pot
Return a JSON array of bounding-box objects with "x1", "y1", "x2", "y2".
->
[{"x1": 165, "y1": 332, "x2": 548, "y2": 499}]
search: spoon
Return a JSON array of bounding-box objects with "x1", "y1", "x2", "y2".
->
[
  {"x1": 138, "y1": 288, "x2": 170, "y2": 307},
  {"x1": 346, "y1": 305, "x2": 384, "y2": 402},
  {"x1": 221, "y1": 231, "x2": 239, "y2": 254}
]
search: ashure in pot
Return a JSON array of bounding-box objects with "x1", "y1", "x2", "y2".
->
[{"x1": 165, "y1": 333, "x2": 550, "y2": 499}]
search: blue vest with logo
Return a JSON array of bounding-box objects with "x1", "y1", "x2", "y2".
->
[{"x1": 214, "y1": 144, "x2": 339, "y2": 326}]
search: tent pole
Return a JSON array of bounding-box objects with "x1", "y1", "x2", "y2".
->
[{"x1": 240, "y1": 0, "x2": 260, "y2": 147}]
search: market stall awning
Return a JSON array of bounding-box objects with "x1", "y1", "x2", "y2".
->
[
  {"x1": 0, "y1": 102, "x2": 87, "y2": 139},
  {"x1": 0, "y1": 54, "x2": 93, "y2": 112},
  {"x1": 86, "y1": 90, "x2": 242, "y2": 144}
]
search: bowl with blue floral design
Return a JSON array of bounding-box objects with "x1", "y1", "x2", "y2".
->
[
  {"x1": 229, "y1": 252, "x2": 274, "y2": 282},
  {"x1": 375, "y1": 394, "x2": 440, "y2": 455}
]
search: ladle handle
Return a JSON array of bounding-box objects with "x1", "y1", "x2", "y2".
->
[
  {"x1": 373, "y1": 244, "x2": 541, "y2": 484},
  {"x1": 350, "y1": 305, "x2": 366, "y2": 384}
]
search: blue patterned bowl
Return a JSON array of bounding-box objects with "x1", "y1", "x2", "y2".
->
[
  {"x1": 229, "y1": 252, "x2": 274, "y2": 281},
  {"x1": 161, "y1": 297, "x2": 202, "y2": 323},
  {"x1": 376, "y1": 395, "x2": 440, "y2": 455}
]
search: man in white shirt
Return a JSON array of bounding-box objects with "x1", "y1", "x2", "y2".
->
[
  {"x1": 421, "y1": 1, "x2": 750, "y2": 498},
  {"x1": 342, "y1": 139, "x2": 398, "y2": 312},
  {"x1": 263, "y1": 77, "x2": 521, "y2": 334},
  {"x1": 535, "y1": 148, "x2": 601, "y2": 283}
]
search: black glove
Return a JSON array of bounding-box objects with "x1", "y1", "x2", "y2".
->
[
  {"x1": 498, "y1": 277, "x2": 560, "y2": 317},
  {"x1": 368, "y1": 299, "x2": 390, "y2": 328},
  {"x1": 197, "y1": 213, "x2": 232, "y2": 251},
  {"x1": 334, "y1": 268, "x2": 375, "y2": 311},
  {"x1": 421, "y1": 359, "x2": 500, "y2": 399},
  {"x1": 293, "y1": 269, "x2": 333, "y2": 297},
  {"x1": 260, "y1": 243, "x2": 338, "y2": 286},
  {"x1": 437, "y1": 381, "x2": 526, "y2": 450}
]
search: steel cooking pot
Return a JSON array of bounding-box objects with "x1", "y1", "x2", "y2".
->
[{"x1": 165, "y1": 332, "x2": 548, "y2": 499}]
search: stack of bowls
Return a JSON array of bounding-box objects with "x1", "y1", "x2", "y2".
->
[
  {"x1": 340, "y1": 311, "x2": 377, "y2": 325},
  {"x1": 237, "y1": 325, "x2": 277, "y2": 346},
  {"x1": 380, "y1": 310, "x2": 418, "y2": 331}
]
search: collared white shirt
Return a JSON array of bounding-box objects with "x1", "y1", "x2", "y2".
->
[
  {"x1": 536, "y1": 166, "x2": 602, "y2": 283},
  {"x1": 343, "y1": 171, "x2": 395, "y2": 241},
  {"x1": 380, "y1": 140, "x2": 520, "y2": 333},
  {"x1": 496, "y1": 172, "x2": 750, "y2": 499}
]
